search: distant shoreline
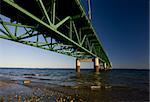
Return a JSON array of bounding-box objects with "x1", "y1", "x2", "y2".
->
[{"x1": 0, "y1": 67, "x2": 149, "y2": 70}]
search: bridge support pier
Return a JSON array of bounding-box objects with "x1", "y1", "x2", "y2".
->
[
  {"x1": 76, "y1": 58, "x2": 107, "y2": 72},
  {"x1": 94, "y1": 58, "x2": 100, "y2": 72},
  {"x1": 76, "y1": 59, "x2": 80, "y2": 72},
  {"x1": 104, "y1": 62, "x2": 107, "y2": 70}
]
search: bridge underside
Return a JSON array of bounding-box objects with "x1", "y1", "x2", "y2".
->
[
  {"x1": 0, "y1": 0, "x2": 111, "y2": 69},
  {"x1": 76, "y1": 58, "x2": 109, "y2": 73}
]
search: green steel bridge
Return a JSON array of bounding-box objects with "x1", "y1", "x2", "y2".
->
[{"x1": 0, "y1": 0, "x2": 111, "y2": 72}]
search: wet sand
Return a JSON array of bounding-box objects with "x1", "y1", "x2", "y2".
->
[
  {"x1": 0, "y1": 79, "x2": 149, "y2": 102},
  {"x1": 0, "y1": 81, "x2": 10, "y2": 87}
]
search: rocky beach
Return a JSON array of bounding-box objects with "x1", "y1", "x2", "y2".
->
[
  {"x1": 0, "y1": 79, "x2": 149, "y2": 102},
  {"x1": 0, "y1": 68, "x2": 149, "y2": 102},
  {"x1": 0, "y1": 79, "x2": 85, "y2": 102}
]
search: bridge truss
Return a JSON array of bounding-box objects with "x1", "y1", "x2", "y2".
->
[{"x1": 0, "y1": 0, "x2": 111, "y2": 68}]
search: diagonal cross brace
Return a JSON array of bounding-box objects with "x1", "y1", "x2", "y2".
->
[
  {"x1": 3, "y1": 0, "x2": 100, "y2": 59},
  {"x1": 72, "y1": 21, "x2": 81, "y2": 44},
  {"x1": 55, "y1": 16, "x2": 70, "y2": 29},
  {"x1": 37, "y1": 0, "x2": 54, "y2": 27}
]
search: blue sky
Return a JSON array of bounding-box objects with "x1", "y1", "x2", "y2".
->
[
  {"x1": 92, "y1": 0, "x2": 149, "y2": 69},
  {"x1": 0, "y1": 0, "x2": 149, "y2": 69}
]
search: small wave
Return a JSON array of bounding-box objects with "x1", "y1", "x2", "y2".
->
[
  {"x1": 23, "y1": 74, "x2": 49, "y2": 76},
  {"x1": 38, "y1": 78, "x2": 53, "y2": 81},
  {"x1": 23, "y1": 74, "x2": 36, "y2": 76},
  {"x1": 24, "y1": 76, "x2": 54, "y2": 81}
]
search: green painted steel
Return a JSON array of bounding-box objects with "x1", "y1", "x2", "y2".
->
[{"x1": 0, "y1": 0, "x2": 112, "y2": 68}]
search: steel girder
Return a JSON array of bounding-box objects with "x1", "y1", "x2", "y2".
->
[{"x1": 0, "y1": 0, "x2": 111, "y2": 67}]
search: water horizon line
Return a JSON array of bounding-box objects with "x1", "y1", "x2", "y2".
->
[{"x1": 0, "y1": 67, "x2": 149, "y2": 70}]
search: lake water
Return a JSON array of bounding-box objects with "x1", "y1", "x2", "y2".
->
[{"x1": 0, "y1": 68, "x2": 149, "y2": 101}]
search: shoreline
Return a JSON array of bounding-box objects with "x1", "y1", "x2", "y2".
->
[
  {"x1": 0, "y1": 79, "x2": 84, "y2": 102},
  {"x1": 0, "y1": 78, "x2": 149, "y2": 102}
]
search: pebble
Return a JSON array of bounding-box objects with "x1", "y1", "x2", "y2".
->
[
  {"x1": 91, "y1": 85, "x2": 101, "y2": 89},
  {"x1": 105, "y1": 85, "x2": 112, "y2": 89},
  {"x1": 0, "y1": 85, "x2": 85, "y2": 102},
  {"x1": 23, "y1": 80, "x2": 31, "y2": 85}
]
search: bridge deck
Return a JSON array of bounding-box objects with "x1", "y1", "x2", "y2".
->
[{"x1": 0, "y1": 0, "x2": 111, "y2": 67}]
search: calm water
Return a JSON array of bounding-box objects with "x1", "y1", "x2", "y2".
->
[
  {"x1": 0, "y1": 68, "x2": 149, "y2": 101},
  {"x1": 0, "y1": 68, "x2": 149, "y2": 89}
]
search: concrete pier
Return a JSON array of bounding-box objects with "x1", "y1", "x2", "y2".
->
[
  {"x1": 94, "y1": 58, "x2": 100, "y2": 72},
  {"x1": 75, "y1": 58, "x2": 108, "y2": 72},
  {"x1": 104, "y1": 63, "x2": 107, "y2": 69},
  {"x1": 104, "y1": 62, "x2": 109, "y2": 70},
  {"x1": 76, "y1": 59, "x2": 80, "y2": 72}
]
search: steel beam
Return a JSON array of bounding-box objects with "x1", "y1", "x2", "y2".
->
[
  {"x1": 0, "y1": 21, "x2": 35, "y2": 28},
  {"x1": 37, "y1": 0, "x2": 53, "y2": 26},
  {"x1": 52, "y1": 0, "x2": 56, "y2": 24},
  {"x1": 81, "y1": 35, "x2": 86, "y2": 46},
  {"x1": 1, "y1": 0, "x2": 111, "y2": 66},
  {"x1": 55, "y1": 16, "x2": 70, "y2": 28}
]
